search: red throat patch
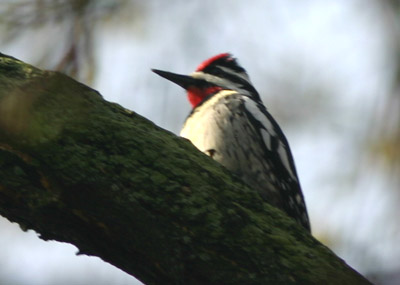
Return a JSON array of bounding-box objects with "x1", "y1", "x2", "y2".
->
[{"x1": 187, "y1": 86, "x2": 222, "y2": 108}]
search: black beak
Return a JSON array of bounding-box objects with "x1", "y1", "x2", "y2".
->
[{"x1": 152, "y1": 69, "x2": 199, "y2": 90}]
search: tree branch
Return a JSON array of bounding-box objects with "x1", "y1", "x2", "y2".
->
[{"x1": 0, "y1": 53, "x2": 371, "y2": 284}]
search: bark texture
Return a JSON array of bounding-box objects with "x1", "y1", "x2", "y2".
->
[{"x1": 0, "y1": 53, "x2": 371, "y2": 284}]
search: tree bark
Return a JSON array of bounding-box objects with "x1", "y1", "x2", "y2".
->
[{"x1": 0, "y1": 53, "x2": 371, "y2": 284}]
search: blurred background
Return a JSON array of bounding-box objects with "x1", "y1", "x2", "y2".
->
[{"x1": 0, "y1": 0, "x2": 399, "y2": 284}]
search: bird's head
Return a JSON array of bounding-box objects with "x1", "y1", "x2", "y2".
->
[{"x1": 152, "y1": 53, "x2": 260, "y2": 108}]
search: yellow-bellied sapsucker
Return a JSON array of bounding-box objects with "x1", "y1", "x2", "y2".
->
[{"x1": 153, "y1": 53, "x2": 310, "y2": 232}]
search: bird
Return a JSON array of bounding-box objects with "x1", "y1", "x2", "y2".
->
[{"x1": 152, "y1": 53, "x2": 310, "y2": 232}]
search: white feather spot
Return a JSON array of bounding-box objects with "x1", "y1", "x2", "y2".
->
[
  {"x1": 243, "y1": 98, "x2": 276, "y2": 136},
  {"x1": 277, "y1": 142, "x2": 296, "y2": 180},
  {"x1": 261, "y1": 129, "x2": 271, "y2": 149},
  {"x1": 295, "y1": 194, "x2": 302, "y2": 204}
]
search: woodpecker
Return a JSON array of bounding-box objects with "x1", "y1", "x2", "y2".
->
[{"x1": 153, "y1": 53, "x2": 310, "y2": 232}]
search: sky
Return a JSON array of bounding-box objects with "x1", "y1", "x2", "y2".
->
[{"x1": 0, "y1": 0, "x2": 398, "y2": 284}]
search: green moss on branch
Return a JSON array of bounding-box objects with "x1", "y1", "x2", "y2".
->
[{"x1": 0, "y1": 53, "x2": 371, "y2": 284}]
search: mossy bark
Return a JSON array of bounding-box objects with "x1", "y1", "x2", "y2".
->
[{"x1": 0, "y1": 53, "x2": 371, "y2": 284}]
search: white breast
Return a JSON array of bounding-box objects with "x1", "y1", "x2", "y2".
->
[{"x1": 180, "y1": 90, "x2": 238, "y2": 154}]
